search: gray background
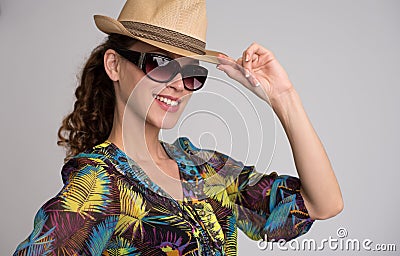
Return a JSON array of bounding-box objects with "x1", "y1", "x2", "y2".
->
[{"x1": 1, "y1": 0, "x2": 399, "y2": 255}]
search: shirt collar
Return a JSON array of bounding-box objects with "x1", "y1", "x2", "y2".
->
[{"x1": 62, "y1": 137, "x2": 200, "y2": 199}]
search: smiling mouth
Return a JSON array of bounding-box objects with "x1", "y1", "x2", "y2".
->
[{"x1": 152, "y1": 94, "x2": 181, "y2": 106}]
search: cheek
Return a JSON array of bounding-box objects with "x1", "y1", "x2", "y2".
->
[
  {"x1": 118, "y1": 68, "x2": 143, "y2": 104},
  {"x1": 124, "y1": 83, "x2": 137, "y2": 103}
]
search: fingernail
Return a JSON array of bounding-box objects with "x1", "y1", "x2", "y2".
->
[
  {"x1": 216, "y1": 64, "x2": 222, "y2": 70},
  {"x1": 245, "y1": 54, "x2": 250, "y2": 62},
  {"x1": 245, "y1": 69, "x2": 250, "y2": 77},
  {"x1": 254, "y1": 82, "x2": 260, "y2": 87}
]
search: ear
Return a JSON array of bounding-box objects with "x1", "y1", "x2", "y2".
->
[{"x1": 104, "y1": 49, "x2": 120, "y2": 82}]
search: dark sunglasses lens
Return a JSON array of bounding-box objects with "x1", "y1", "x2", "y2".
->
[
  {"x1": 182, "y1": 65, "x2": 208, "y2": 90},
  {"x1": 144, "y1": 55, "x2": 178, "y2": 82}
]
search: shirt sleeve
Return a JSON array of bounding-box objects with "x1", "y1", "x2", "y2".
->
[
  {"x1": 230, "y1": 163, "x2": 314, "y2": 242},
  {"x1": 203, "y1": 149, "x2": 315, "y2": 242},
  {"x1": 13, "y1": 156, "x2": 120, "y2": 256}
]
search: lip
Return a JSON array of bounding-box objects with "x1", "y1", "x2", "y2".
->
[
  {"x1": 152, "y1": 93, "x2": 182, "y2": 103},
  {"x1": 153, "y1": 95, "x2": 180, "y2": 113}
]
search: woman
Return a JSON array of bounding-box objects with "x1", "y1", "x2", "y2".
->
[{"x1": 14, "y1": 0, "x2": 343, "y2": 255}]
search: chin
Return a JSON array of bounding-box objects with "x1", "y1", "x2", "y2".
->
[
  {"x1": 146, "y1": 99, "x2": 189, "y2": 129},
  {"x1": 144, "y1": 119, "x2": 178, "y2": 130},
  {"x1": 154, "y1": 114, "x2": 181, "y2": 130},
  {"x1": 143, "y1": 109, "x2": 178, "y2": 130}
]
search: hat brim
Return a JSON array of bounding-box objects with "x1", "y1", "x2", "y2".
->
[{"x1": 94, "y1": 15, "x2": 224, "y2": 64}]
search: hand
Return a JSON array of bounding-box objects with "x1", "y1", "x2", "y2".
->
[{"x1": 217, "y1": 42, "x2": 295, "y2": 106}]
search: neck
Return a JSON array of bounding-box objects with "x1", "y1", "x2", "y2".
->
[{"x1": 107, "y1": 103, "x2": 170, "y2": 163}]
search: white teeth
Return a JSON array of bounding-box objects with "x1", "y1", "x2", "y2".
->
[{"x1": 154, "y1": 95, "x2": 179, "y2": 106}]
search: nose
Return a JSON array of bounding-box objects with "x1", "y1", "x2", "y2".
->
[{"x1": 166, "y1": 73, "x2": 185, "y2": 91}]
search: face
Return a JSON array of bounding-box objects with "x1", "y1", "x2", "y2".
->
[{"x1": 108, "y1": 41, "x2": 197, "y2": 130}]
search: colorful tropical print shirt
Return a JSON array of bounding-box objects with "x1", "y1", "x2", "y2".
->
[{"x1": 14, "y1": 136, "x2": 314, "y2": 256}]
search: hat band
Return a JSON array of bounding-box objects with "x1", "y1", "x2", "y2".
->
[{"x1": 120, "y1": 21, "x2": 206, "y2": 55}]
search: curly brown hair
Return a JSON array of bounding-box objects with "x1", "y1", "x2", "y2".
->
[{"x1": 57, "y1": 34, "x2": 137, "y2": 163}]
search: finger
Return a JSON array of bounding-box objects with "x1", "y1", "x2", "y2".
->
[
  {"x1": 236, "y1": 57, "x2": 258, "y2": 86},
  {"x1": 251, "y1": 54, "x2": 259, "y2": 63},
  {"x1": 217, "y1": 64, "x2": 252, "y2": 88},
  {"x1": 246, "y1": 42, "x2": 271, "y2": 57},
  {"x1": 217, "y1": 56, "x2": 244, "y2": 74},
  {"x1": 217, "y1": 54, "x2": 256, "y2": 87},
  {"x1": 236, "y1": 57, "x2": 250, "y2": 78},
  {"x1": 217, "y1": 55, "x2": 238, "y2": 67},
  {"x1": 243, "y1": 42, "x2": 274, "y2": 71},
  {"x1": 217, "y1": 64, "x2": 244, "y2": 80},
  {"x1": 217, "y1": 53, "x2": 236, "y2": 63},
  {"x1": 242, "y1": 68, "x2": 261, "y2": 87},
  {"x1": 242, "y1": 50, "x2": 251, "y2": 78},
  {"x1": 236, "y1": 57, "x2": 243, "y2": 65}
]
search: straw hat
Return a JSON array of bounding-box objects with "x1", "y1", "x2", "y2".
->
[{"x1": 94, "y1": 0, "x2": 224, "y2": 64}]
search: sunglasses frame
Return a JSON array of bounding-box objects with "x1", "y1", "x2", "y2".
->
[{"x1": 112, "y1": 48, "x2": 208, "y2": 91}]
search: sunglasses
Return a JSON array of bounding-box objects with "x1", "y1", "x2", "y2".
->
[{"x1": 113, "y1": 48, "x2": 208, "y2": 91}]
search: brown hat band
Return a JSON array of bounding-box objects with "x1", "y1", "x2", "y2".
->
[{"x1": 120, "y1": 21, "x2": 206, "y2": 55}]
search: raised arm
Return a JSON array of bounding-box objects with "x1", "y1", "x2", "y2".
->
[
  {"x1": 269, "y1": 87, "x2": 343, "y2": 219},
  {"x1": 216, "y1": 42, "x2": 343, "y2": 220}
]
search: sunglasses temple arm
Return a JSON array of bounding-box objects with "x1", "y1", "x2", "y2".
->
[{"x1": 138, "y1": 53, "x2": 146, "y2": 71}]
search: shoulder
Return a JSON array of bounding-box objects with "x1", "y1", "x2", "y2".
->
[
  {"x1": 35, "y1": 141, "x2": 121, "y2": 220},
  {"x1": 60, "y1": 141, "x2": 118, "y2": 185},
  {"x1": 175, "y1": 136, "x2": 221, "y2": 161},
  {"x1": 176, "y1": 136, "x2": 249, "y2": 173}
]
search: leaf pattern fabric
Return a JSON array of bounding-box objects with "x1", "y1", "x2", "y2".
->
[{"x1": 14, "y1": 136, "x2": 314, "y2": 255}]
